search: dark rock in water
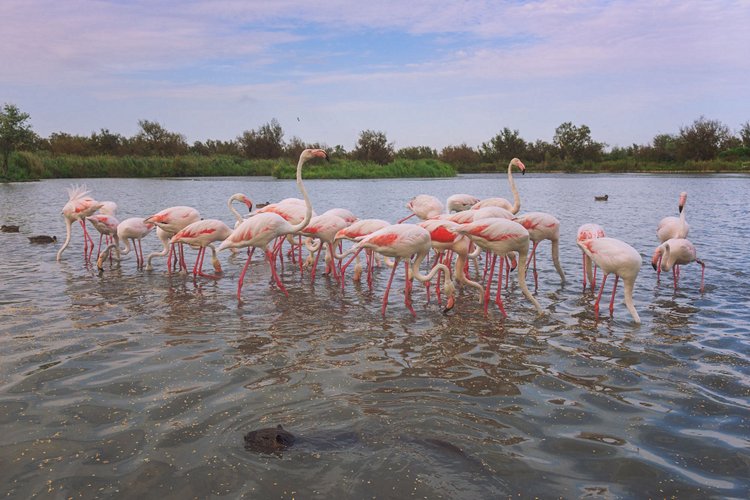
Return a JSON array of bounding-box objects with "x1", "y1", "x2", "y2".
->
[
  {"x1": 244, "y1": 425, "x2": 296, "y2": 453},
  {"x1": 28, "y1": 235, "x2": 57, "y2": 244},
  {"x1": 1, "y1": 224, "x2": 20, "y2": 233}
]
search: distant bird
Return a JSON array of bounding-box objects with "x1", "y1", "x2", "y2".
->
[
  {"x1": 1, "y1": 224, "x2": 20, "y2": 233},
  {"x1": 576, "y1": 223, "x2": 606, "y2": 291},
  {"x1": 577, "y1": 237, "x2": 642, "y2": 323},
  {"x1": 471, "y1": 157, "x2": 525, "y2": 214},
  {"x1": 651, "y1": 238, "x2": 705, "y2": 292},
  {"x1": 594, "y1": 194, "x2": 608, "y2": 201},
  {"x1": 29, "y1": 235, "x2": 57, "y2": 244},
  {"x1": 56, "y1": 184, "x2": 104, "y2": 262}
]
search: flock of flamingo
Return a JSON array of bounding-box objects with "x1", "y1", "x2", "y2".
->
[{"x1": 53, "y1": 149, "x2": 705, "y2": 324}]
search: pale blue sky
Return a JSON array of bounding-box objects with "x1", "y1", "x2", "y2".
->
[{"x1": 2, "y1": 0, "x2": 748, "y2": 151}]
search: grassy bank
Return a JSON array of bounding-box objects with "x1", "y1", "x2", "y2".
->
[{"x1": 2, "y1": 152, "x2": 748, "y2": 182}]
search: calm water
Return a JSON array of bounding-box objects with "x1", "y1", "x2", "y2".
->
[{"x1": 1, "y1": 174, "x2": 749, "y2": 499}]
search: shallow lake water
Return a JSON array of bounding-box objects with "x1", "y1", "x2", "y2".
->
[{"x1": 1, "y1": 173, "x2": 749, "y2": 498}]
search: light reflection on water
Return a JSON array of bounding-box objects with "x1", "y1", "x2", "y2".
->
[{"x1": 1, "y1": 174, "x2": 749, "y2": 498}]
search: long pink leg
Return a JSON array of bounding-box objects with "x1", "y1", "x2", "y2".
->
[
  {"x1": 495, "y1": 255, "x2": 507, "y2": 318},
  {"x1": 529, "y1": 242, "x2": 539, "y2": 293},
  {"x1": 594, "y1": 274, "x2": 609, "y2": 320},
  {"x1": 609, "y1": 275, "x2": 619, "y2": 315},
  {"x1": 327, "y1": 243, "x2": 340, "y2": 282},
  {"x1": 673, "y1": 265, "x2": 679, "y2": 289},
  {"x1": 237, "y1": 248, "x2": 255, "y2": 300},
  {"x1": 582, "y1": 253, "x2": 587, "y2": 291},
  {"x1": 484, "y1": 254, "x2": 497, "y2": 316},
  {"x1": 697, "y1": 260, "x2": 705, "y2": 292},
  {"x1": 381, "y1": 257, "x2": 400, "y2": 316},
  {"x1": 592, "y1": 261, "x2": 598, "y2": 291},
  {"x1": 340, "y1": 248, "x2": 363, "y2": 291},
  {"x1": 192, "y1": 247, "x2": 202, "y2": 276},
  {"x1": 505, "y1": 257, "x2": 511, "y2": 289},
  {"x1": 310, "y1": 246, "x2": 323, "y2": 283},
  {"x1": 404, "y1": 259, "x2": 416, "y2": 317},
  {"x1": 268, "y1": 251, "x2": 288, "y2": 296},
  {"x1": 137, "y1": 239, "x2": 144, "y2": 268},
  {"x1": 366, "y1": 250, "x2": 375, "y2": 289},
  {"x1": 656, "y1": 254, "x2": 662, "y2": 279}
]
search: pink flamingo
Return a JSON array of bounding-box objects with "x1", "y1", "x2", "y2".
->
[
  {"x1": 144, "y1": 206, "x2": 201, "y2": 272},
  {"x1": 218, "y1": 148, "x2": 327, "y2": 299},
  {"x1": 577, "y1": 237, "x2": 642, "y2": 323},
  {"x1": 299, "y1": 213, "x2": 350, "y2": 283},
  {"x1": 170, "y1": 219, "x2": 233, "y2": 278},
  {"x1": 418, "y1": 219, "x2": 484, "y2": 303},
  {"x1": 257, "y1": 197, "x2": 318, "y2": 271},
  {"x1": 87, "y1": 214, "x2": 120, "y2": 263},
  {"x1": 398, "y1": 194, "x2": 444, "y2": 223},
  {"x1": 515, "y1": 212, "x2": 565, "y2": 292},
  {"x1": 146, "y1": 227, "x2": 172, "y2": 271},
  {"x1": 227, "y1": 193, "x2": 253, "y2": 227},
  {"x1": 333, "y1": 218, "x2": 391, "y2": 288},
  {"x1": 96, "y1": 217, "x2": 155, "y2": 270},
  {"x1": 471, "y1": 158, "x2": 525, "y2": 214},
  {"x1": 651, "y1": 238, "x2": 705, "y2": 292},
  {"x1": 450, "y1": 217, "x2": 542, "y2": 317},
  {"x1": 95, "y1": 201, "x2": 118, "y2": 251},
  {"x1": 655, "y1": 191, "x2": 689, "y2": 277},
  {"x1": 339, "y1": 224, "x2": 456, "y2": 317},
  {"x1": 56, "y1": 185, "x2": 104, "y2": 262},
  {"x1": 446, "y1": 194, "x2": 480, "y2": 213},
  {"x1": 576, "y1": 223, "x2": 606, "y2": 291}
]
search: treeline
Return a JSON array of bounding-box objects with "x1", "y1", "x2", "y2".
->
[{"x1": 1, "y1": 101, "x2": 749, "y2": 180}]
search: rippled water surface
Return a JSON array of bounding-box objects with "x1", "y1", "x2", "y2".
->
[{"x1": 1, "y1": 174, "x2": 749, "y2": 498}]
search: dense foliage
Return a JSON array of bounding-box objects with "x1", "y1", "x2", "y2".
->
[{"x1": 1, "y1": 102, "x2": 748, "y2": 181}]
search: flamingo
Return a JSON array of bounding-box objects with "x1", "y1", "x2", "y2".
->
[
  {"x1": 299, "y1": 213, "x2": 350, "y2": 283},
  {"x1": 146, "y1": 227, "x2": 172, "y2": 271},
  {"x1": 450, "y1": 217, "x2": 542, "y2": 317},
  {"x1": 656, "y1": 192, "x2": 689, "y2": 277},
  {"x1": 576, "y1": 223, "x2": 606, "y2": 291},
  {"x1": 514, "y1": 212, "x2": 565, "y2": 292},
  {"x1": 418, "y1": 219, "x2": 484, "y2": 303},
  {"x1": 218, "y1": 148, "x2": 328, "y2": 299},
  {"x1": 57, "y1": 184, "x2": 104, "y2": 262},
  {"x1": 96, "y1": 217, "x2": 155, "y2": 270},
  {"x1": 257, "y1": 197, "x2": 318, "y2": 271},
  {"x1": 446, "y1": 194, "x2": 480, "y2": 213},
  {"x1": 577, "y1": 237, "x2": 642, "y2": 324},
  {"x1": 471, "y1": 157, "x2": 525, "y2": 214},
  {"x1": 87, "y1": 214, "x2": 120, "y2": 263},
  {"x1": 339, "y1": 224, "x2": 456, "y2": 317},
  {"x1": 94, "y1": 201, "x2": 119, "y2": 252},
  {"x1": 170, "y1": 219, "x2": 233, "y2": 278},
  {"x1": 144, "y1": 206, "x2": 201, "y2": 272},
  {"x1": 227, "y1": 193, "x2": 253, "y2": 227},
  {"x1": 651, "y1": 238, "x2": 705, "y2": 292},
  {"x1": 398, "y1": 194, "x2": 444, "y2": 223},
  {"x1": 333, "y1": 218, "x2": 391, "y2": 288}
]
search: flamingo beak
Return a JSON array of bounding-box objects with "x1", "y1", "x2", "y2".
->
[{"x1": 442, "y1": 295, "x2": 455, "y2": 314}]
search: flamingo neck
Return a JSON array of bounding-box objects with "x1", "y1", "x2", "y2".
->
[
  {"x1": 623, "y1": 278, "x2": 641, "y2": 324},
  {"x1": 661, "y1": 243, "x2": 672, "y2": 272},
  {"x1": 56, "y1": 218, "x2": 73, "y2": 261},
  {"x1": 507, "y1": 161, "x2": 521, "y2": 214},
  {"x1": 228, "y1": 199, "x2": 243, "y2": 223},
  {"x1": 290, "y1": 156, "x2": 312, "y2": 234}
]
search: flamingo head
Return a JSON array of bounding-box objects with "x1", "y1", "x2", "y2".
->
[
  {"x1": 678, "y1": 192, "x2": 687, "y2": 213},
  {"x1": 511, "y1": 158, "x2": 526, "y2": 175},
  {"x1": 508, "y1": 252, "x2": 519, "y2": 271},
  {"x1": 303, "y1": 148, "x2": 330, "y2": 162},
  {"x1": 442, "y1": 279, "x2": 456, "y2": 314},
  {"x1": 242, "y1": 196, "x2": 253, "y2": 212}
]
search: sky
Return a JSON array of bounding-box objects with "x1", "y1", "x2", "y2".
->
[{"x1": 2, "y1": 0, "x2": 749, "y2": 151}]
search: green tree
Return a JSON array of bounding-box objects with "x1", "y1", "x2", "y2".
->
[
  {"x1": 396, "y1": 146, "x2": 437, "y2": 160},
  {"x1": 0, "y1": 103, "x2": 36, "y2": 177},
  {"x1": 351, "y1": 130, "x2": 394, "y2": 165},
  {"x1": 237, "y1": 119, "x2": 285, "y2": 159},
  {"x1": 439, "y1": 143, "x2": 480, "y2": 170},
  {"x1": 91, "y1": 128, "x2": 124, "y2": 155},
  {"x1": 737, "y1": 121, "x2": 750, "y2": 148},
  {"x1": 553, "y1": 122, "x2": 604, "y2": 163},
  {"x1": 133, "y1": 120, "x2": 188, "y2": 156},
  {"x1": 676, "y1": 116, "x2": 732, "y2": 161},
  {"x1": 45, "y1": 132, "x2": 91, "y2": 155},
  {"x1": 479, "y1": 127, "x2": 527, "y2": 164}
]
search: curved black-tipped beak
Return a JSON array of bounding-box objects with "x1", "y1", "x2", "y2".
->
[
  {"x1": 678, "y1": 205, "x2": 683, "y2": 213},
  {"x1": 652, "y1": 261, "x2": 658, "y2": 271}
]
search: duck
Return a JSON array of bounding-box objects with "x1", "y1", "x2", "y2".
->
[
  {"x1": 594, "y1": 194, "x2": 609, "y2": 201},
  {"x1": 1, "y1": 224, "x2": 20, "y2": 232},
  {"x1": 28, "y1": 235, "x2": 57, "y2": 244}
]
